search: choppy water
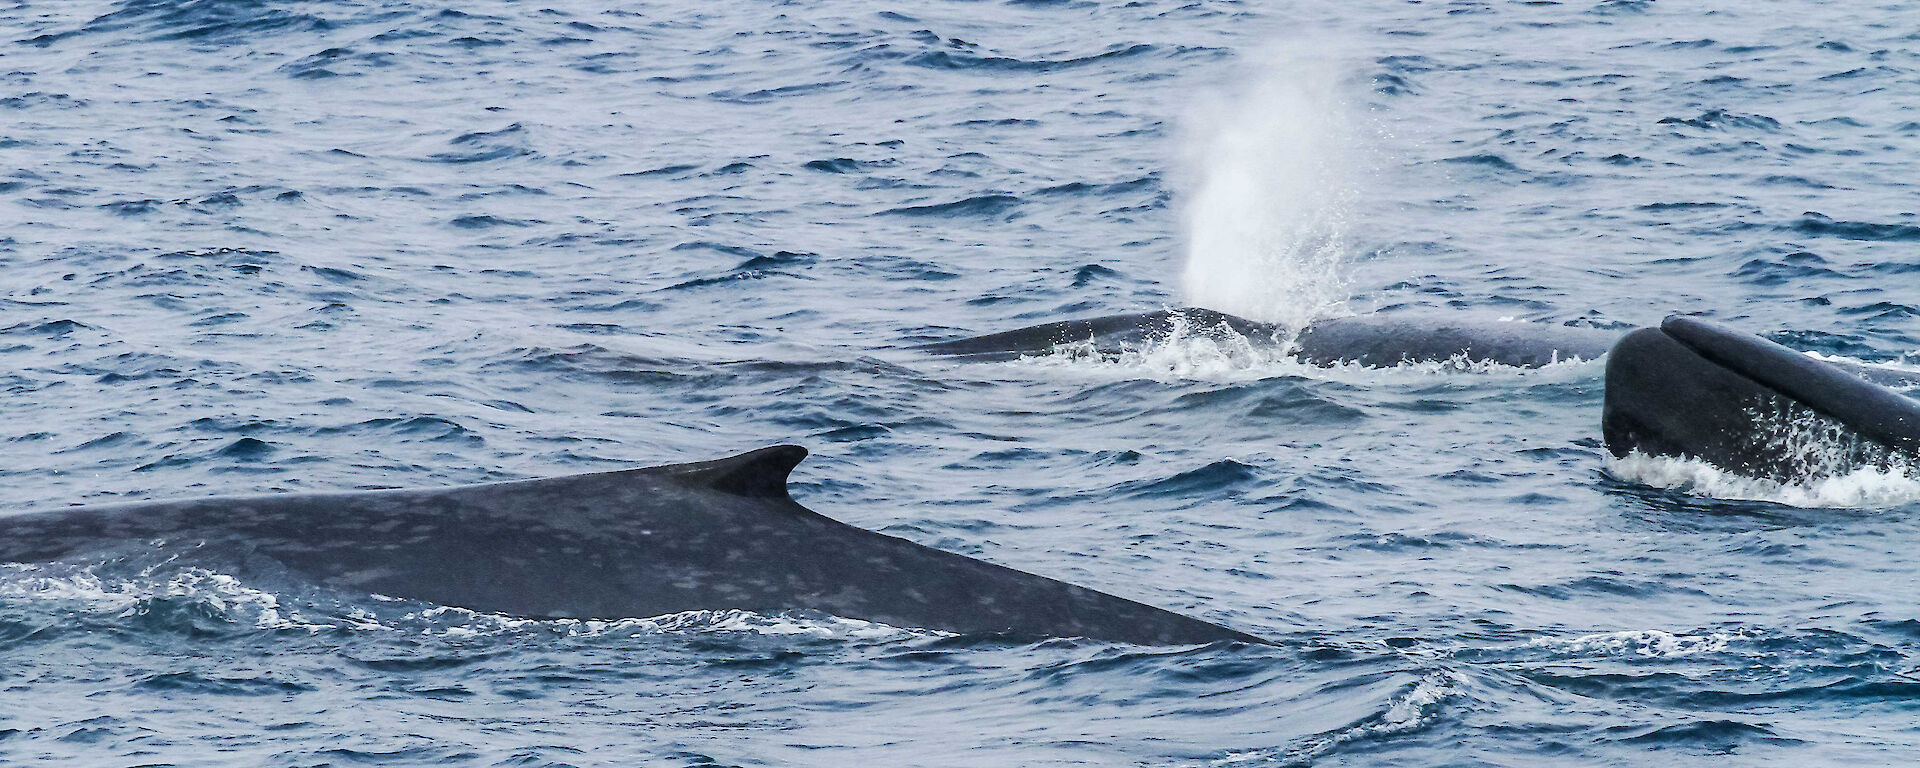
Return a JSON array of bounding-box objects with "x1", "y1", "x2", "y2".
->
[{"x1": 4, "y1": 0, "x2": 1920, "y2": 764}]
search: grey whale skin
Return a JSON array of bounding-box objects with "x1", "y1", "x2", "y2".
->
[
  {"x1": 930, "y1": 309, "x2": 1920, "y2": 485},
  {"x1": 915, "y1": 307, "x2": 1621, "y2": 368},
  {"x1": 1603, "y1": 315, "x2": 1920, "y2": 483},
  {"x1": 0, "y1": 446, "x2": 1264, "y2": 646}
]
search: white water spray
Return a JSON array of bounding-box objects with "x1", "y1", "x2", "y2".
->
[
  {"x1": 1606, "y1": 451, "x2": 1920, "y2": 509},
  {"x1": 1179, "y1": 52, "x2": 1360, "y2": 328}
]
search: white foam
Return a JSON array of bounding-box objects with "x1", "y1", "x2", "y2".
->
[
  {"x1": 0, "y1": 565, "x2": 939, "y2": 641},
  {"x1": 1606, "y1": 451, "x2": 1920, "y2": 509},
  {"x1": 0, "y1": 564, "x2": 334, "y2": 632},
  {"x1": 1373, "y1": 671, "x2": 1454, "y2": 733},
  {"x1": 1527, "y1": 628, "x2": 1748, "y2": 659},
  {"x1": 392, "y1": 605, "x2": 939, "y2": 642},
  {"x1": 1177, "y1": 49, "x2": 1360, "y2": 328},
  {"x1": 1010, "y1": 309, "x2": 1287, "y2": 380}
]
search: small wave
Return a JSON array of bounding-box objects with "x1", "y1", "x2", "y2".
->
[
  {"x1": 1605, "y1": 451, "x2": 1920, "y2": 508},
  {"x1": 0, "y1": 92, "x2": 87, "y2": 110},
  {"x1": 278, "y1": 46, "x2": 393, "y2": 80},
  {"x1": 1657, "y1": 109, "x2": 1782, "y2": 132},
  {"x1": 660, "y1": 249, "x2": 816, "y2": 291},
  {"x1": 99, "y1": 198, "x2": 161, "y2": 216},
  {"x1": 1769, "y1": 330, "x2": 1888, "y2": 362},
  {"x1": 1070, "y1": 263, "x2": 1122, "y2": 287},
  {"x1": 1440, "y1": 152, "x2": 1524, "y2": 172},
  {"x1": 1591, "y1": 0, "x2": 1656, "y2": 14},
  {"x1": 2, "y1": 318, "x2": 94, "y2": 337},
  {"x1": 958, "y1": 117, "x2": 1039, "y2": 128},
  {"x1": 426, "y1": 123, "x2": 534, "y2": 164},
  {"x1": 449, "y1": 213, "x2": 537, "y2": 229},
  {"x1": 1370, "y1": 55, "x2": 1435, "y2": 96},
  {"x1": 708, "y1": 81, "x2": 847, "y2": 104},
  {"x1": 876, "y1": 193, "x2": 1022, "y2": 218},
  {"x1": 216, "y1": 436, "x2": 276, "y2": 459},
  {"x1": 1730, "y1": 251, "x2": 1844, "y2": 286},
  {"x1": 1791, "y1": 212, "x2": 1920, "y2": 242},
  {"x1": 1607, "y1": 719, "x2": 1804, "y2": 748},
  {"x1": 1214, "y1": 671, "x2": 1457, "y2": 766},
  {"x1": 133, "y1": 670, "x2": 315, "y2": 696},
  {"x1": 803, "y1": 157, "x2": 896, "y2": 173},
  {"x1": 311, "y1": 415, "x2": 483, "y2": 445},
  {"x1": 903, "y1": 43, "x2": 1157, "y2": 74},
  {"x1": 1118, "y1": 459, "x2": 1261, "y2": 498},
  {"x1": 1837, "y1": 301, "x2": 1920, "y2": 322},
  {"x1": 1638, "y1": 201, "x2": 1730, "y2": 212},
  {"x1": 1034, "y1": 176, "x2": 1160, "y2": 198},
  {"x1": 618, "y1": 163, "x2": 700, "y2": 178},
  {"x1": 487, "y1": 343, "x2": 708, "y2": 388},
  {"x1": 31, "y1": 0, "x2": 337, "y2": 46}
]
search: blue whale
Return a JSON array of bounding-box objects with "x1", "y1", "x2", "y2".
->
[
  {"x1": 0, "y1": 446, "x2": 1266, "y2": 645},
  {"x1": 914, "y1": 307, "x2": 1620, "y2": 368}
]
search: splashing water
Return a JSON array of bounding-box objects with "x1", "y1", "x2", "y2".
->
[
  {"x1": 0, "y1": 564, "x2": 333, "y2": 632},
  {"x1": 1013, "y1": 308, "x2": 1286, "y2": 379},
  {"x1": 1605, "y1": 395, "x2": 1920, "y2": 507},
  {"x1": 1606, "y1": 451, "x2": 1920, "y2": 509},
  {"x1": 0, "y1": 563, "x2": 938, "y2": 641},
  {"x1": 1178, "y1": 50, "x2": 1361, "y2": 328},
  {"x1": 401, "y1": 606, "x2": 938, "y2": 642},
  {"x1": 1528, "y1": 628, "x2": 1750, "y2": 659}
]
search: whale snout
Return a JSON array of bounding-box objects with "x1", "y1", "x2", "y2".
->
[{"x1": 1602, "y1": 316, "x2": 1920, "y2": 484}]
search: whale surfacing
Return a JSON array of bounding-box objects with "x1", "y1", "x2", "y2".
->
[
  {"x1": 913, "y1": 307, "x2": 1619, "y2": 368},
  {"x1": 0, "y1": 446, "x2": 1265, "y2": 645},
  {"x1": 1603, "y1": 315, "x2": 1920, "y2": 483}
]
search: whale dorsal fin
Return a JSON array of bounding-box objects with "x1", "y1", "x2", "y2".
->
[{"x1": 668, "y1": 445, "x2": 807, "y2": 500}]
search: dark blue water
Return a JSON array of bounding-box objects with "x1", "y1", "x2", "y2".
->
[{"x1": 5, "y1": 0, "x2": 1920, "y2": 764}]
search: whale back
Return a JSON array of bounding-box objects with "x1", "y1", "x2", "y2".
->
[
  {"x1": 911, "y1": 308, "x2": 1282, "y2": 361},
  {"x1": 1292, "y1": 315, "x2": 1618, "y2": 368},
  {"x1": 914, "y1": 307, "x2": 1620, "y2": 368},
  {"x1": 0, "y1": 446, "x2": 1263, "y2": 645}
]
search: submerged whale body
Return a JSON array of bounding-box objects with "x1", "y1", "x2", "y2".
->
[
  {"x1": 914, "y1": 307, "x2": 1620, "y2": 368},
  {"x1": 0, "y1": 446, "x2": 1263, "y2": 645},
  {"x1": 1604, "y1": 316, "x2": 1920, "y2": 483}
]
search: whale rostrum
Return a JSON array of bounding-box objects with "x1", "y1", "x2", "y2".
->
[{"x1": 1604, "y1": 315, "x2": 1920, "y2": 483}]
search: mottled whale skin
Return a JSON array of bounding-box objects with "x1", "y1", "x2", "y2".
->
[
  {"x1": 1603, "y1": 315, "x2": 1920, "y2": 483},
  {"x1": 914, "y1": 307, "x2": 1619, "y2": 368},
  {"x1": 0, "y1": 446, "x2": 1264, "y2": 645}
]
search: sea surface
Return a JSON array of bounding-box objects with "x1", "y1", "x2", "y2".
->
[{"x1": 3, "y1": 0, "x2": 1920, "y2": 765}]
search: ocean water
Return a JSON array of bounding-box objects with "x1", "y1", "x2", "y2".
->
[{"x1": 4, "y1": 0, "x2": 1920, "y2": 764}]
